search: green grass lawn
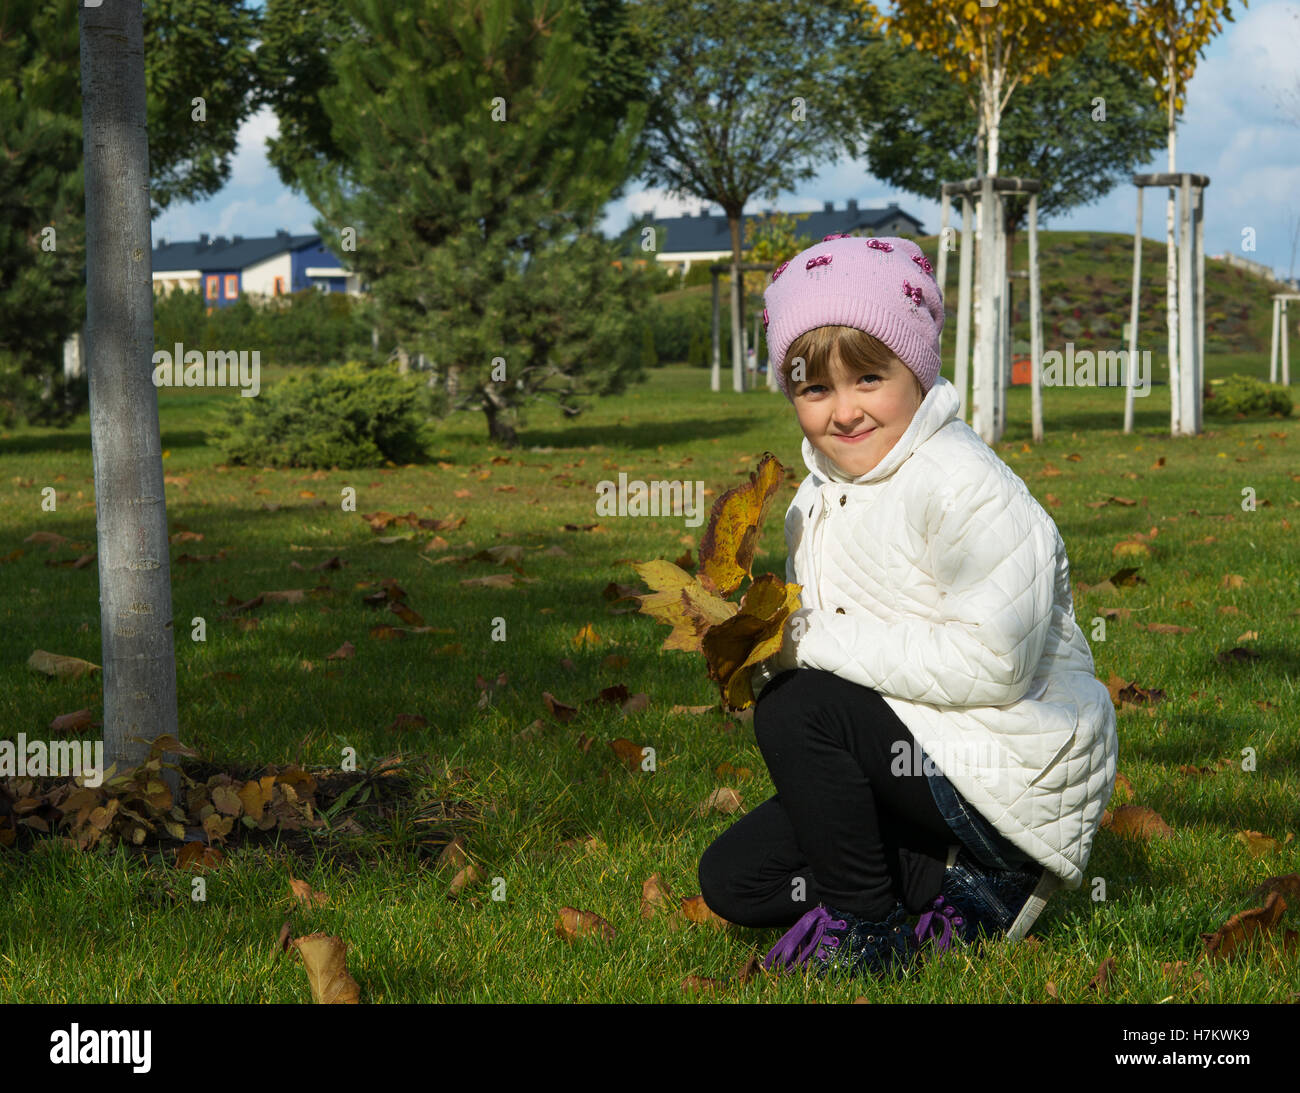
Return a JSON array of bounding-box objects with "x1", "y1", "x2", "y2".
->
[{"x1": 0, "y1": 358, "x2": 1297, "y2": 1003}]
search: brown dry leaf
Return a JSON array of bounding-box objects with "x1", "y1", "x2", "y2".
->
[
  {"x1": 1249, "y1": 874, "x2": 1300, "y2": 902},
  {"x1": 608, "y1": 738, "x2": 645, "y2": 771},
  {"x1": 542, "y1": 691, "x2": 579, "y2": 723},
  {"x1": 696, "y1": 786, "x2": 743, "y2": 815},
  {"x1": 1221, "y1": 573, "x2": 1246, "y2": 589},
  {"x1": 1102, "y1": 805, "x2": 1174, "y2": 840},
  {"x1": 210, "y1": 784, "x2": 243, "y2": 817},
  {"x1": 681, "y1": 895, "x2": 731, "y2": 929},
  {"x1": 641, "y1": 873, "x2": 675, "y2": 920},
  {"x1": 620, "y1": 692, "x2": 650, "y2": 715},
  {"x1": 602, "y1": 654, "x2": 629, "y2": 670},
  {"x1": 237, "y1": 777, "x2": 273, "y2": 821},
  {"x1": 1161, "y1": 960, "x2": 1206, "y2": 988},
  {"x1": 716, "y1": 761, "x2": 754, "y2": 781},
  {"x1": 289, "y1": 877, "x2": 329, "y2": 907},
  {"x1": 176, "y1": 842, "x2": 224, "y2": 872},
  {"x1": 1237, "y1": 830, "x2": 1287, "y2": 857},
  {"x1": 292, "y1": 933, "x2": 361, "y2": 1004},
  {"x1": 277, "y1": 920, "x2": 292, "y2": 954},
  {"x1": 555, "y1": 906, "x2": 616, "y2": 942},
  {"x1": 1044, "y1": 981, "x2": 1060, "y2": 1001},
  {"x1": 1086, "y1": 956, "x2": 1116, "y2": 995},
  {"x1": 261, "y1": 589, "x2": 306, "y2": 604},
  {"x1": 437, "y1": 836, "x2": 468, "y2": 871},
  {"x1": 672, "y1": 704, "x2": 717, "y2": 715},
  {"x1": 460, "y1": 573, "x2": 516, "y2": 589},
  {"x1": 1111, "y1": 772, "x2": 1133, "y2": 802},
  {"x1": 49, "y1": 708, "x2": 96, "y2": 733},
  {"x1": 697, "y1": 453, "x2": 784, "y2": 597},
  {"x1": 27, "y1": 649, "x2": 101, "y2": 680},
  {"x1": 681, "y1": 976, "x2": 723, "y2": 994},
  {"x1": 1201, "y1": 891, "x2": 1288, "y2": 961},
  {"x1": 449, "y1": 862, "x2": 485, "y2": 897},
  {"x1": 701, "y1": 572, "x2": 802, "y2": 708},
  {"x1": 633, "y1": 559, "x2": 737, "y2": 654},
  {"x1": 325, "y1": 641, "x2": 356, "y2": 661},
  {"x1": 390, "y1": 602, "x2": 425, "y2": 626}
]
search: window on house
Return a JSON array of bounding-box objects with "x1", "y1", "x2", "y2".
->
[
  {"x1": 224, "y1": 274, "x2": 238, "y2": 299},
  {"x1": 205, "y1": 275, "x2": 219, "y2": 300}
]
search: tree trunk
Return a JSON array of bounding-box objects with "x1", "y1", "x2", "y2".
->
[
  {"x1": 1165, "y1": 52, "x2": 1180, "y2": 435},
  {"x1": 483, "y1": 386, "x2": 518, "y2": 447},
  {"x1": 728, "y1": 212, "x2": 745, "y2": 393},
  {"x1": 80, "y1": 0, "x2": 180, "y2": 790}
]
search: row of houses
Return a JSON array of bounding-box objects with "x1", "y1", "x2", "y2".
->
[
  {"x1": 146, "y1": 199, "x2": 926, "y2": 307},
  {"x1": 151, "y1": 230, "x2": 362, "y2": 305}
]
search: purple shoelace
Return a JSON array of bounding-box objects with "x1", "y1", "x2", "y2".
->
[
  {"x1": 914, "y1": 895, "x2": 965, "y2": 952},
  {"x1": 763, "y1": 906, "x2": 846, "y2": 972}
]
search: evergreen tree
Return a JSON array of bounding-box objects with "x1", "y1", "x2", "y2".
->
[{"x1": 286, "y1": 0, "x2": 656, "y2": 445}]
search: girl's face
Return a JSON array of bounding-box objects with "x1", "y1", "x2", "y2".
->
[{"x1": 792, "y1": 352, "x2": 925, "y2": 478}]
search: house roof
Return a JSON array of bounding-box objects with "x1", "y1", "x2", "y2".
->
[
  {"x1": 151, "y1": 231, "x2": 320, "y2": 272},
  {"x1": 645, "y1": 200, "x2": 926, "y2": 255}
]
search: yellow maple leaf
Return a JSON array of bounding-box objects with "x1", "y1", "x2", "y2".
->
[{"x1": 697, "y1": 452, "x2": 783, "y2": 598}]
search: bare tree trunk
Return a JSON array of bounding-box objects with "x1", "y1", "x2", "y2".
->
[
  {"x1": 728, "y1": 212, "x2": 745, "y2": 393},
  {"x1": 80, "y1": 0, "x2": 179, "y2": 790},
  {"x1": 1165, "y1": 54, "x2": 1180, "y2": 435},
  {"x1": 483, "y1": 385, "x2": 518, "y2": 447}
]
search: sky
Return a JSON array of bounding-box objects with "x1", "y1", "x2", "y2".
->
[{"x1": 154, "y1": 0, "x2": 1300, "y2": 282}]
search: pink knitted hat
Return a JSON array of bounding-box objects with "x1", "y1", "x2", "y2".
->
[{"x1": 762, "y1": 234, "x2": 945, "y2": 401}]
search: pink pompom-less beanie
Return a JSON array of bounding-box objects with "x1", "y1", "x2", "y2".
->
[{"x1": 763, "y1": 234, "x2": 945, "y2": 402}]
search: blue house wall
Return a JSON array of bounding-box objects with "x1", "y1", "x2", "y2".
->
[{"x1": 291, "y1": 240, "x2": 349, "y2": 293}]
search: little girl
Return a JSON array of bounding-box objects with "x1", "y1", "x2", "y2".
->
[{"x1": 697, "y1": 234, "x2": 1118, "y2": 981}]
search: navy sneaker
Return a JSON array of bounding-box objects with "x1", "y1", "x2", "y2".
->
[
  {"x1": 764, "y1": 901, "x2": 919, "y2": 981},
  {"x1": 915, "y1": 846, "x2": 1059, "y2": 955}
]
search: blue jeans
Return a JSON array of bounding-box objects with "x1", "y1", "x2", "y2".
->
[{"x1": 921, "y1": 748, "x2": 1032, "y2": 871}]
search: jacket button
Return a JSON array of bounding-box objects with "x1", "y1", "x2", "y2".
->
[
  {"x1": 835, "y1": 607, "x2": 845, "y2": 614},
  {"x1": 839, "y1": 495, "x2": 846, "y2": 506}
]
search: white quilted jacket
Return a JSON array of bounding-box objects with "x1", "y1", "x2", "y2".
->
[{"x1": 757, "y1": 375, "x2": 1117, "y2": 888}]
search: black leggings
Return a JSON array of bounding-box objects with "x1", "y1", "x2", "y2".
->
[{"x1": 699, "y1": 668, "x2": 958, "y2": 927}]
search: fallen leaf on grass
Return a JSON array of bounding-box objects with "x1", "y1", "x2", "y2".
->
[
  {"x1": 1161, "y1": 961, "x2": 1206, "y2": 988},
  {"x1": 1249, "y1": 874, "x2": 1300, "y2": 902},
  {"x1": 1111, "y1": 772, "x2": 1132, "y2": 802},
  {"x1": 449, "y1": 863, "x2": 485, "y2": 897},
  {"x1": 681, "y1": 895, "x2": 731, "y2": 928},
  {"x1": 1200, "y1": 892, "x2": 1288, "y2": 961},
  {"x1": 289, "y1": 877, "x2": 329, "y2": 907},
  {"x1": 261, "y1": 589, "x2": 306, "y2": 604},
  {"x1": 176, "y1": 842, "x2": 224, "y2": 872},
  {"x1": 49, "y1": 708, "x2": 97, "y2": 733},
  {"x1": 641, "y1": 873, "x2": 675, "y2": 919},
  {"x1": 1086, "y1": 956, "x2": 1116, "y2": 995},
  {"x1": 1102, "y1": 805, "x2": 1173, "y2": 840},
  {"x1": 572, "y1": 623, "x2": 601, "y2": 648},
  {"x1": 460, "y1": 573, "x2": 517, "y2": 589},
  {"x1": 696, "y1": 787, "x2": 743, "y2": 815},
  {"x1": 608, "y1": 738, "x2": 647, "y2": 771},
  {"x1": 1044, "y1": 981, "x2": 1061, "y2": 1001},
  {"x1": 1237, "y1": 830, "x2": 1292, "y2": 857},
  {"x1": 326, "y1": 641, "x2": 356, "y2": 661},
  {"x1": 555, "y1": 906, "x2": 615, "y2": 942},
  {"x1": 436, "y1": 836, "x2": 468, "y2": 870},
  {"x1": 542, "y1": 692, "x2": 579, "y2": 723},
  {"x1": 292, "y1": 933, "x2": 360, "y2": 1004},
  {"x1": 27, "y1": 650, "x2": 101, "y2": 680},
  {"x1": 277, "y1": 920, "x2": 292, "y2": 954},
  {"x1": 681, "y1": 976, "x2": 723, "y2": 994}
]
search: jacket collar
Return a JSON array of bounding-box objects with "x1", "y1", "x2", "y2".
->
[{"x1": 800, "y1": 375, "x2": 961, "y2": 485}]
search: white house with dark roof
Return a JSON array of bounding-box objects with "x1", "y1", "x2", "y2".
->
[
  {"x1": 643, "y1": 199, "x2": 926, "y2": 275},
  {"x1": 151, "y1": 230, "x2": 362, "y2": 306}
]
